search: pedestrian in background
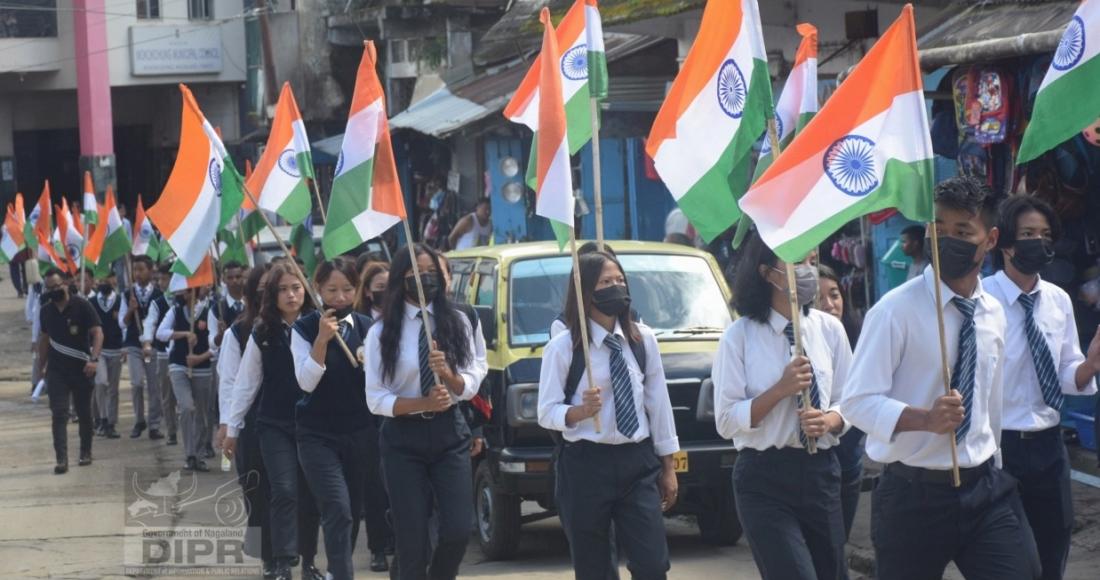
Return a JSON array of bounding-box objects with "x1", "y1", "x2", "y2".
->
[
  {"x1": 143, "y1": 262, "x2": 178, "y2": 446},
  {"x1": 119, "y1": 255, "x2": 164, "y2": 439},
  {"x1": 90, "y1": 271, "x2": 123, "y2": 439}
]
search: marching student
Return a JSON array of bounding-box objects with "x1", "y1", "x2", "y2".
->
[
  {"x1": 985, "y1": 194, "x2": 1100, "y2": 580},
  {"x1": 214, "y1": 260, "x2": 247, "y2": 348},
  {"x1": 90, "y1": 271, "x2": 124, "y2": 440},
  {"x1": 142, "y1": 262, "x2": 179, "y2": 446},
  {"x1": 365, "y1": 244, "x2": 486, "y2": 580},
  {"x1": 225, "y1": 264, "x2": 324, "y2": 580},
  {"x1": 537, "y1": 250, "x2": 679, "y2": 580},
  {"x1": 119, "y1": 255, "x2": 164, "y2": 439},
  {"x1": 713, "y1": 233, "x2": 851, "y2": 580},
  {"x1": 355, "y1": 262, "x2": 389, "y2": 320},
  {"x1": 156, "y1": 284, "x2": 219, "y2": 472},
  {"x1": 37, "y1": 268, "x2": 103, "y2": 473},
  {"x1": 842, "y1": 177, "x2": 1039, "y2": 580},
  {"x1": 291, "y1": 258, "x2": 373, "y2": 580}
]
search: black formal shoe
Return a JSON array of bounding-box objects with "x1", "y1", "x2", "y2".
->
[
  {"x1": 148, "y1": 429, "x2": 164, "y2": 440},
  {"x1": 261, "y1": 560, "x2": 276, "y2": 579},
  {"x1": 301, "y1": 562, "x2": 325, "y2": 580},
  {"x1": 384, "y1": 544, "x2": 395, "y2": 556},
  {"x1": 193, "y1": 459, "x2": 210, "y2": 472},
  {"x1": 167, "y1": 434, "x2": 178, "y2": 446},
  {"x1": 78, "y1": 454, "x2": 92, "y2": 466},
  {"x1": 54, "y1": 461, "x2": 68, "y2": 474},
  {"x1": 273, "y1": 560, "x2": 292, "y2": 580},
  {"x1": 70, "y1": 414, "x2": 79, "y2": 423},
  {"x1": 369, "y1": 552, "x2": 389, "y2": 572},
  {"x1": 184, "y1": 456, "x2": 198, "y2": 471},
  {"x1": 202, "y1": 446, "x2": 216, "y2": 459},
  {"x1": 130, "y1": 422, "x2": 147, "y2": 438},
  {"x1": 105, "y1": 426, "x2": 121, "y2": 439}
]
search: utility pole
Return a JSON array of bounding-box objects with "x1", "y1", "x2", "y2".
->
[{"x1": 256, "y1": 0, "x2": 279, "y2": 113}]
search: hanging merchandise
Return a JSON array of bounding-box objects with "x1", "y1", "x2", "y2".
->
[{"x1": 966, "y1": 67, "x2": 1011, "y2": 145}]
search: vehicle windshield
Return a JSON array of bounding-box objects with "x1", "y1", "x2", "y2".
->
[{"x1": 508, "y1": 253, "x2": 732, "y2": 346}]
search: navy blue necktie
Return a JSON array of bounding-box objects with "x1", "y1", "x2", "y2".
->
[
  {"x1": 1018, "y1": 292, "x2": 1063, "y2": 411},
  {"x1": 418, "y1": 312, "x2": 434, "y2": 396},
  {"x1": 605, "y1": 334, "x2": 639, "y2": 438},
  {"x1": 951, "y1": 297, "x2": 977, "y2": 443},
  {"x1": 784, "y1": 323, "x2": 821, "y2": 448}
]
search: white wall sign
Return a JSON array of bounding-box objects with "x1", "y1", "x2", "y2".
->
[{"x1": 130, "y1": 26, "x2": 223, "y2": 76}]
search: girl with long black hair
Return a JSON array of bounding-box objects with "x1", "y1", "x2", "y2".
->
[
  {"x1": 713, "y1": 232, "x2": 852, "y2": 580},
  {"x1": 365, "y1": 243, "x2": 486, "y2": 580},
  {"x1": 537, "y1": 250, "x2": 680, "y2": 580},
  {"x1": 290, "y1": 258, "x2": 372, "y2": 580},
  {"x1": 356, "y1": 262, "x2": 390, "y2": 320}
]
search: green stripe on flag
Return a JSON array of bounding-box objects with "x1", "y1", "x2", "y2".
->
[
  {"x1": 276, "y1": 181, "x2": 313, "y2": 226},
  {"x1": 588, "y1": 51, "x2": 608, "y2": 101},
  {"x1": 323, "y1": 160, "x2": 376, "y2": 259},
  {"x1": 1018, "y1": 54, "x2": 1100, "y2": 164},
  {"x1": 297, "y1": 150, "x2": 316, "y2": 181},
  {"x1": 219, "y1": 161, "x2": 245, "y2": 230}
]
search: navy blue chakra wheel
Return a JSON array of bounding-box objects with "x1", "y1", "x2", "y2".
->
[
  {"x1": 1054, "y1": 15, "x2": 1086, "y2": 72},
  {"x1": 717, "y1": 59, "x2": 747, "y2": 119},
  {"x1": 560, "y1": 45, "x2": 589, "y2": 81},
  {"x1": 208, "y1": 158, "x2": 222, "y2": 195},
  {"x1": 761, "y1": 115, "x2": 784, "y2": 154},
  {"x1": 823, "y1": 135, "x2": 878, "y2": 197},
  {"x1": 335, "y1": 151, "x2": 345, "y2": 176},
  {"x1": 278, "y1": 149, "x2": 301, "y2": 178}
]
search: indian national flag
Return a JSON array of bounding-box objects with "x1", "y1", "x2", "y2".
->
[
  {"x1": 1018, "y1": 0, "x2": 1100, "y2": 163},
  {"x1": 646, "y1": 0, "x2": 773, "y2": 242},
  {"x1": 322, "y1": 41, "x2": 406, "y2": 259},
  {"x1": 241, "y1": 82, "x2": 315, "y2": 239},
  {"x1": 1, "y1": 195, "x2": 26, "y2": 262},
  {"x1": 149, "y1": 84, "x2": 245, "y2": 276},
  {"x1": 82, "y1": 172, "x2": 98, "y2": 225},
  {"x1": 505, "y1": 0, "x2": 601, "y2": 188},
  {"x1": 58, "y1": 198, "x2": 84, "y2": 270},
  {"x1": 131, "y1": 197, "x2": 159, "y2": 260},
  {"x1": 586, "y1": 0, "x2": 608, "y2": 100},
  {"x1": 739, "y1": 5, "x2": 933, "y2": 263},
  {"x1": 29, "y1": 182, "x2": 51, "y2": 252},
  {"x1": 754, "y1": 23, "x2": 818, "y2": 179},
  {"x1": 169, "y1": 254, "x2": 214, "y2": 292},
  {"x1": 533, "y1": 8, "x2": 575, "y2": 248},
  {"x1": 85, "y1": 186, "x2": 131, "y2": 267}
]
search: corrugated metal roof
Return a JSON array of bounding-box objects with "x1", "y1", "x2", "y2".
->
[
  {"x1": 917, "y1": 0, "x2": 1077, "y2": 67},
  {"x1": 388, "y1": 87, "x2": 494, "y2": 138}
]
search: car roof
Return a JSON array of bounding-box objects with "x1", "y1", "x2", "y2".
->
[{"x1": 446, "y1": 240, "x2": 715, "y2": 263}]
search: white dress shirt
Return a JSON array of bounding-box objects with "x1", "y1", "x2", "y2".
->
[
  {"x1": 155, "y1": 298, "x2": 220, "y2": 371},
  {"x1": 119, "y1": 283, "x2": 157, "y2": 344},
  {"x1": 230, "y1": 321, "x2": 301, "y2": 437},
  {"x1": 364, "y1": 303, "x2": 487, "y2": 417},
  {"x1": 549, "y1": 318, "x2": 567, "y2": 339},
  {"x1": 537, "y1": 320, "x2": 680, "y2": 457},
  {"x1": 841, "y1": 266, "x2": 1006, "y2": 469},
  {"x1": 713, "y1": 308, "x2": 852, "y2": 451},
  {"x1": 218, "y1": 327, "x2": 245, "y2": 428},
  {"x1": 290, "y1": 312, "x2": 357, "y2": 394},
  {"x1": 141, "y1": 299, "x2": 163, "y2": 345},
  {"x1": 984, "y1": 271, "x2": 1097, "y2": 431}
]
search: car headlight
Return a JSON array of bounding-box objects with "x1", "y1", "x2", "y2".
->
[{"x1": 507, "y1": 383, "x2": 541, "y2": 427}]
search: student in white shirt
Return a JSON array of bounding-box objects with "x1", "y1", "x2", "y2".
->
[
  {"x1": 537, "y1": 250, "x2": 679, "y2": 580},
  {"x1": 364, "y1": 245, "x2": 486, "y2": 580},
  {"x1": 713, "y1": 232, "x2": 851, "y2": 580},
  {"x1": 842, "y1": 177, "x2": 1039, "y2": 580},
  {"x1": 985, "y1": 194, "x2": 1100, "y2": 580},
  {"x1": 356, "y1": 262, "x2": 389, "y2": 322}
]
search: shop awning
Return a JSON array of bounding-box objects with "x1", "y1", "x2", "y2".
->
[
  {"x1": 918, "y1": 1, "x2": 1079, "y2": 69},
  {"x1": 388, "y1": 87, "x2": 499, "y2": 138}
]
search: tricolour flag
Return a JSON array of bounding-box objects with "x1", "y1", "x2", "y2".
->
[
  {"x1": 31, "y1": 181, "x2": 52, "y2": 252},
  {"x1": 585, "y1": 0, "x2": 608, "y2": 100},
  {"x1": 754, "y1": 23, "x2": 819, "y2": 179},
  {"x1": 241, "y1": 82, "x2": 315, "y2": 239},
  {"x1": 85, "y1": 186, "x2": 131, "y2": 267},
  {"x1": 1018, "y1": 0, "x2": 1100, "y2": 163},
  {"x1": 322, "y1": 41, "x2": 406, "y2": 259},
  {"x1": 646, "y1": 0, "x2": 773, "y2": 242},
  {"x1": 291, "y1": 213, "x2": 317, "y2": 277},
  {"x1": 1, "y1": 195, "x2": 27, "y2": 262},
  {"x1": 82, "y1": 172, "x2": 98, "y2": 226},
  {"x1": 58, "y1": 198, "x2": 84, "y2": 271},
  {"x1": 131, "y1": 197, "x2": 159, "y2": 260},
  {"x1": 149, "y1": 84, "x2": 244, "y2": 276},
  {"x1": 739, "y1": 5, "x2": 933, "y2": 263},
  {"x1": 534, "y1": 8, "x2": 575, "y2": 249},
  {"x1": 169, "y1": 254, "x2": 214, "y2": 292}
]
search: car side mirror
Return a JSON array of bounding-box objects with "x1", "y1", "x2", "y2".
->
[{"x1": 474, "y1": 305, "x2": 497, "y2": 348}]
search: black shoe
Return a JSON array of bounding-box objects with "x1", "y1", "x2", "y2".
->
[
  {"x1": 370, "y1": 552, "x2": 389, "y2": 572},
  {"x1": 193, "y1": 459, "x2": 210, "y2": 472},
  {"x1": 104, "y1": 426, "x2": 121, "y2": 439},
  {"x1": 148, "y1": 429, "x2": 164, "y2": 440},
  {"x1": 70, "y1": 414, "x2": 79, "y2": 423},
  {"x1": 54, "y1": 461, "x2": 68, "y2": 474},
  {"x1": 301, "y1": 562, "x2": 324, "y2": 580},
  {"x1": 184, "y1": 456, "x2": 198, "y2": 471},
  {"x1": 384, "y1": 544, "x2": 395, "y2": 556},
  {"x1": 167, "y1": 434, "x2": 178, "y2": 446},
  {"x1": 273, "y1": 560, "x2": 292, "y2": 580},
  {"x1": 130, "y1": 422, "x2": 147, "y2": 438},
  {"x1": 78, "y1": 453, "x2": 92, "y2": 466},
  {"x1": 202, "y1": 446, "x2": 216, "y2": 459},
  {"x1": 262, "y1": 560, "x2": 276, "y2": 579}
]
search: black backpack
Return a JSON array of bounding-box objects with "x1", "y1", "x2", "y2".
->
[{"x1": 551, "y1": 312, "x2": 648, "y2": 403}]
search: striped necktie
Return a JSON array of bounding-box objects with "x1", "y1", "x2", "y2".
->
[
  {"x1": 784, "y1": 322, "x2": 821, "y2": 447},
  {"x1": 418, "y1": 312, "x2": 435, "y2": 396},
  {"x1": 605, "y1": 334, "x2": 639, "y2": 438},
  {"x1": 951, "y1": 297, "x2": 977, "y2": 443},
  {"x1": 1017, "y1": 292, "x2": 1063, "y2": 411}
]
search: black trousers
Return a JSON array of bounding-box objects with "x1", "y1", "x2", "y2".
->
[
  {"x1": 47, "y1": 363, "x2": 93, "y2": 462},
  {"x1": 236, "y1": 421, "x2": 273, "y2": 563},
  {"x1": 297, "y1": 426, "x2": 368, "y2": 580},
  {"x1": 380, "y1": 409, "x2": 472, "y2": 580},
  {"x1": 363, "y1": 413, "x2": 394, "y2": 554},
  {"x1": 9, "y1": 260, "x2": 25, "y2": 295},
  {"x1": 733, "y1": 447, "x2": 847, "y2": 580},
  {"x1": 1002, "y1": 428, "x2": 1073, "y2": 580},
  {"x1": 834, "y1": 427, "x2": 865, "y2": 539},
  {"x1": 260, "y1": 421, "x2": 321, "y2": 563},
  {"x1": 872, "y1": 461, "x2": 1040, "y2": 580},
  {"x1": 556, "y1": 439, "x2": 669, "y2": 580}
]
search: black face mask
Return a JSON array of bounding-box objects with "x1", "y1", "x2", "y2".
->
[
  {"x1": 46, "y1": 289, "x2": 65, "y2": 304},
  {"x1": 592, "y1": 285, "x2": 631, "y2": 317},
  {"x1": 69, "y1": 284, "x2": 79, "y2": 296},
  {"x1": 97, "y1": 284, "x2": 113, "y2": 295},
  {"x1": 331, "y1": 305, "x2": 354, "y2": 319},
  {"x1": 175, "y1": 295, "x2": 187, "y2": 307},
  {"x1": 404, "y1": 274, "x2": 441, "y2": 302},
  {"x1": 371, "y1": 291, "x2": 386, "y2": 307},
  {"x1": 1010, "y1": 239, "x2": 1054, "y2": 275},
  {"x1": 926, "y1": 236, "x2": 981, "y2": 280}
]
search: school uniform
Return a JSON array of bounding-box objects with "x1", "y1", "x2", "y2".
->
[
  {"x1": 230, "y1": 321, "x2": 322, "y2": 570},
  {"x1": 713, "y1": 308, "x2": 852, "y2": 580},
  {"x1": 156, "y1": 297, "x2": 219, "y2": 465},
  {"x1": 40, "y1": 295, "x2": 100, "y2": 464},
  {"x1": 538, "y1": 320, "x2": 678, "y2": 580},
  {"x1": 143, "y1": 293, "x2": 177, "y2": 441},
  {"x1": 90, "y1": 290, "x2": 124, "y2": 432},
  {"x1": 291, "y1": 310, "x2": 374, "y2": 580},
  {"x1": 365, "y1": 303, "x2": 487, "y2": 580},
  {"x1": 984, "y1": 271, "x2": 1097, "y2": 580},
  {"x1": 841, "y1": 267, "x2": 1039, "y2": 580},
  {"x1": 120, "y1": 283, "x2": 164, "y2": 434},
  {"x1": 360, "y1": 307, "x2": 394, "y2": 560}
]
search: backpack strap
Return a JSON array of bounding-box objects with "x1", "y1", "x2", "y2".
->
[
  {"x1": 562, "y1": 333, "x2": 647, "y2": 404},
  {"x1": 455, "y1": 302, "x2": 480, "y2": 331}
]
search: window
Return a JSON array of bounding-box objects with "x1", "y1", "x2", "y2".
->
[
  {"x1": 475, "y1": 263, "x2": 496, "y2": 306},
  {"x1": 136, "y1": 0, "x2": 160, "y2": 19},
  {"x1": 0, "y1": 1, "x2": 58, "y2": 38},
  {"x1": 188, "y1": 0, "x2": 213, "y2": 20}
]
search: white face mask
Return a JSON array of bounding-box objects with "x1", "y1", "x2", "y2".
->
[{"x1": 770, "y1": 265, "x2": 819, "y2": 306}]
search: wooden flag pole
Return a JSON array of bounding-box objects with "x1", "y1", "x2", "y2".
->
[
  {"x1": 400, "y1": 219, "x2": 444, "y2": 395},
  {"x1": 186, "y1": 288, "x2": 196, "y2": 379},
  {"x1": 125, "y1": 257, "x2": 145, "y2": 339},
  {"x1": 80, "y1": 220, "x2": 88, "y2": 295},
  {"x1": 308, "y1": 178, "x2": 328, "y2": 224},
  {"x1": 765, "y1": 117, "x2": 817, "y2": 454},
  {"x1": 568, "y1": 225, "x2": 601, "y2": 433},
  {"x1": 927, "y1": 221, "x2": 963, "y2": 487},
  {"x1": 238, "y1": 181, "x2": 358, "y2": 366},
  {"x1": 589, "y1": 98, "x2": 605, "y2": 251}
]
